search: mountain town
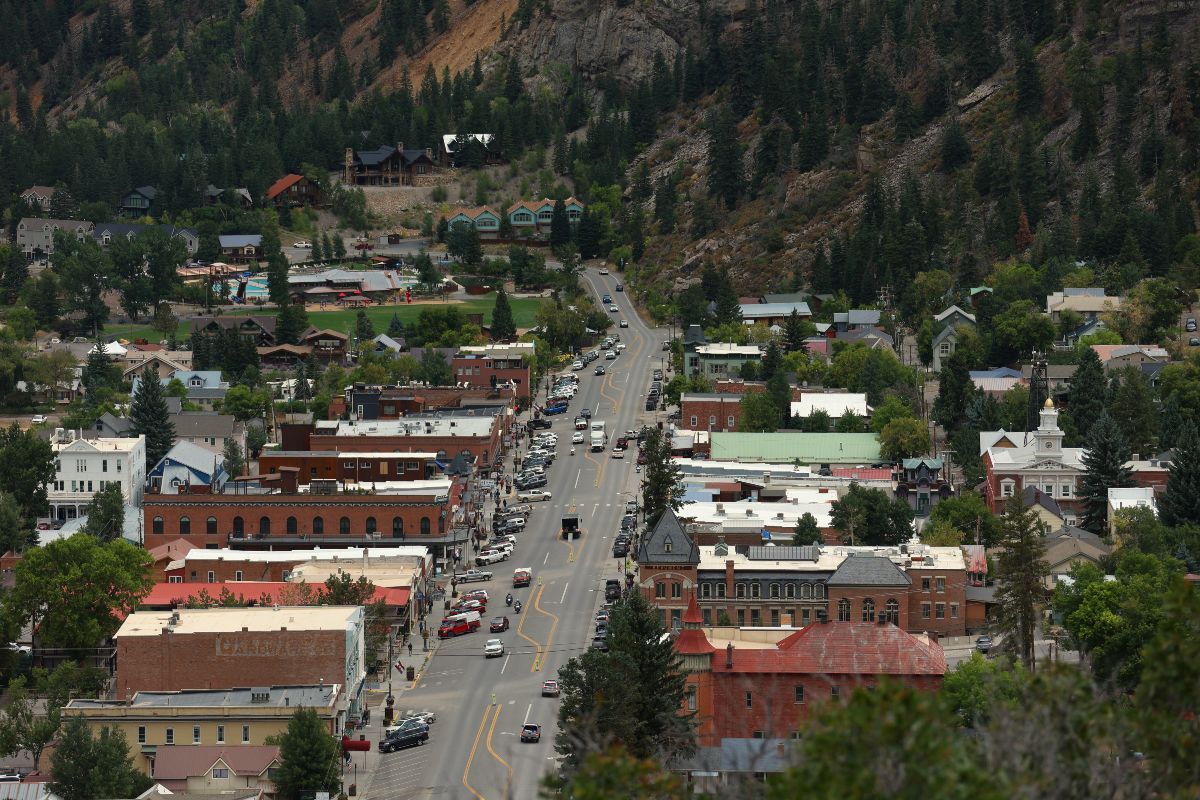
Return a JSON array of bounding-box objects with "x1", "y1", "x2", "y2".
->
[{"x1": 0, "y1": 0, "x2": 1198, "y2": 798}]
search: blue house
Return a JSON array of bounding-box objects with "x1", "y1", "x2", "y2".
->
[
  {"x1": 446, "y1": 207, "x2": 502, "y2": 239},
  {"x1": 133, "y1": 370, "x2": 230, "y2": 410},
  {"x1": 148, "y1": 441, "x2": 228, "y2": 494}
]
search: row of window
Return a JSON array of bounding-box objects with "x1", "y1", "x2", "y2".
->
[
  {"x1": 698, "y1": 582, "x2": 828, "y2": 600},
  {"x1": 55, "y1": 479, "x2": 121, "y2": 493},
  {"x1": 1000, "y1": 480, "x2": 1072, "y2": 498},
  {"x1": 920, "y1": 602, "x2": 959, "y2": 619},
  {"x1": 139, "y1": 723, "x2": 250, "y2": 745},
  {"x1": 689, "y1": 414, "x2": 737, "y2": 429},
  {"x1": 152, "y1": 515, "x2": 436, "y2": 537},
  {"x1": 668, "y1": 607, "x2": 827, "y2": 628},
  {"x1": 919, "y1": 576, "x2": 948, "y2": 593},
  {"x1": 59, "y1": 458, "x2": 124, "y2": 475},
  {"x1": 836, "y1": 598, "x2": 901, "y2": 624}
]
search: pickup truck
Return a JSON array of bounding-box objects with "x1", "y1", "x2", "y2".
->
[
  {"x1": 456, "y1": 569, "x2": 493, "y2": 584},
  {"x1": 513, "y1": 568, "x2": 532, "y2": 588},
  {"x1": 438, "y1": 615, "x2": 481, "y2": 638},
  {"x1": 476, "y1": 550, "x2": 507, "y2": 566}
]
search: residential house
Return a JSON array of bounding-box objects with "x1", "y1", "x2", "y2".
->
[
  {"x1": 48, "y1": 429, "x2": 146, "y2": 521},
  {"x1": 681, "y1": 325, "x2": 710, "y2": 374},
  {"x1": 451, "y1": 342, "x2": 534, "y2": 395},
  {"x1": 506, "y1": 200, "x2": 545, "y2": 235},
  {"x1": 691, "y1": 343, "x2": 762, "y2": 379},
  {"x1": 20, "y1": 185, "x2": 55, "y2": 210},
  {"x1": 302, "y1": 329, "x2": 349, "y2": 363},
  {"x1": 896, "y1": 458, "x2": 952, "y2": 517},
  {"x1": 1042, "y1": 526, "x2": 1112, "y2": 589},
  {"x1": 191, "y1": 316, "x2": 278, "y2": 346},
  {"x1": 342, "y1": 144, "x2": 435, "y2": 186},
  {"x1": 1046, "y1": 288, "x2": 1122, "y2": 324},
  {"x1": 15, "y1": 217, "x2": 95, "y2": 258},
  {"x1": 831, "y1": 309, "x2": 882, "y2": 333},
  {"x1": 170, "y1": 412, "x2": 245, "y2": 456},
  {"x1": 1020, "y1": 363, "x2": 1077, "y2": 404},
  {"x1": 205, "y1": 184, "x2": 254, "y2": 207},
  {"x1": 134, "y1": 371, "x2": 230, "y2": 411},
  {"x1": 147, "y1": 746, "x2": 279, "y2": 795},
  {"x1": 121, "y1": 351, "x2": 192, "y2": 382},
  {"x1": 1108, "y1": 486, "x2": 1157, "y2": 537},
  {"x1": 265, "y1": 174, "x2": 321, "y2": 210},
  {"x1": 93, "y1": 222, "x2": 200, "y2": 255},
  {"x1": 1020, "y1": 485, "x2": 1066, "y2": 530},
  {"x1": 763, "y1": 291, "x2": 834, "y2": 313},
  {"x1": 673, "y1": 595, "x2": 946, "y2": 748},
  {"x1": 287, "y1": 268, "x2": 409, "y2": 305},
  {"x1": 371, "y1": 334, "x2": 406, "y2": 355},
  {"x1": 218, "y1": 235, "x2": 264, "y2": 264},
  {"x1": 257, "y1": 344, "x2": 313, "y2": 369},
  {"x1": 970, "y1": 367, "x2": 1026, "y2": 398},
  {"x1": 1090, "y1": 344, "x2": 1171, "y2": 372},
  {"x1": 738, "y1": 302, "x2": 812, "y2": 327},
  {"x1": 445, "y1": 207, "x2": 502, "y2": 239},
  {"x1": 982, "y1": 400, "x2": 1085, "y2": 522},
  {"x1": 92, "y1": 400, "x2": 183, "y2": 438},
  {"x1": 930, "y1": 306, "x2": 977, "y2": 373},
  {"x1": 120, "y1": 185, "x2": 159, "y2": 217},
  {"x1": 934, "y1": 305, "x2": 977, "y2": 330},
  {"x1": 68, "y1": 684, "x2": 340, "y2": 774},
  {"x1": 148, "y1": 441, "x2": 228, "y2": 494},
  {"x1": 439, "y1": 133, "x2": 497, "y2": 166}
]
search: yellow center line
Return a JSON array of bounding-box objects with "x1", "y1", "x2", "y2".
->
[
  {"x1": 516, "y1": 584, "x2": 546, "y2": 666},
  {"x1": 461, "y1": 703, "x2": 492, "y2": 800},
  {"x1": 484, "y1": 704, "x2": 513, "y2": 789},
  {"x1": 532, "y1": 579, "x2": 561, "y2": 672}
]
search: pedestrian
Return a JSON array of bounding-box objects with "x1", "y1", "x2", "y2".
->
[{"x1": 408, "y1": 642, "x2": 413, "y2": 657}]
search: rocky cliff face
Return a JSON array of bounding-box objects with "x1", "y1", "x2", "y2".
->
[{"x1": 500, "y1": 0, "x2": 741, "y2": 87}]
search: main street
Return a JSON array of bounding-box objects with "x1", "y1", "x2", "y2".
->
[{"x1": 366, "y1": 267, "x2": 665, "y2": 799}]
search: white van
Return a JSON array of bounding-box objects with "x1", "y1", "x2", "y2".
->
[{"x1": 441, "y1": 610, "x2": 481, "y2": 626}]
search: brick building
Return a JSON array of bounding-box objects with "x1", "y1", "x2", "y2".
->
[
  {"x1": 156, "y1": 545, "x2": 429, "y2": 585},
  {"x1": 256, "y1": 451, "x2": 440, "y2": 487},
  {"x1": 303, "y1": 412, "x2": 506, "y2": 470},
  {"x1": 142, "y1": 479, "x2": 455, "y2": 551},
  {"x1": 113, "y1": 606, "x2": 366, "y2": 718},
  {"x1": 674, "y1": 597, "x2": 946, "y2": 747},
  {"x1": 330, "y1": 385, "x2": 515, "y2": 420},
  {"x1": 982, "y1": 400, "x2": 1085, "y2": 522},
  {"x1": 451, "y1": 343, "x2": 535, "y2": 397},
  {"x1": 680, "y1": 393, "x2": 746, "y2": 432},
  {"x1": 638, "y1": 511, "x2": 968, "y2": 638}
]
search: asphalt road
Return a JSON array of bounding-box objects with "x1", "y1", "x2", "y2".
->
[{"x1": 370, "y1": 267, "x2": 664, "y2": 799}]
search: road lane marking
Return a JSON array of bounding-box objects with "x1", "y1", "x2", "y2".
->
[
  {"x1": 574, "y1": 469, "x2": 581, "y2": 489},
  {"x1": 485, "y1": 704, "x2": 513, "y2": 790},
  {"x1": 543, "y1": 551, "x2": 549, "y2": 565},
  {"x1": 523, "y1": 703, "x2": 532, "y2": 725},
  {"x1": 500, "y1": 654, "x2": 510, "y2": 674},
  {"x1": 461, "y1": 704, "x2": 492, "y2": 800},
  {"x1": 516, "y1": 585, "x2": 545, "y2": 667},
  {"x1": 560, "y1": 582, "x2": 569, "y2": 604},
  {"x1": 532, "y1": 583, "x2": 561, "y2": 672}
]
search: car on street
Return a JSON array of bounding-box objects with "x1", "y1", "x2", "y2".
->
[
  {"x1": 541, "y1": 680, "x2": 561, "y2": 697},
  {"x1": 30, "y1": 415, "x2": 48, "y2": 425},
  {"x1": 975, "y1": 635, "x2": 993, "y2": 654},
  {"x1": 462, "y1": 590, "x2": 488, "y2": 602},
  {"x1": 615, "y1": 283, "x2": 623, "y2": 291},
  {"x1": 517, "y1": 489, "x2": 552, "y2": 502},
  {"x1": 595, "y1": 609, "x2": 610, "y2": 622},
  {"x1": 594, "y1": 365, "x2": 606, "y2": 375},
  {"x1": 456, "y1": 569, "x2": 493, "y2": 584},
  {"x1": 612, "y1": 543, "x2": 629, "y2": 558},
  {"x1": 571, "y1": 360, "x2": 584, "y2": 370},
  {"x1": 619, "y1": 319, "x2": 628, "y2": 327},
  {"x1": 611, "y1": 447, "x2": 625, "y2": 458},
  {"x1": 595, "y1": 621, "x2": 609, "y2": 636},
  {"x1": 652, "y1": 369, "x2": 663, "y2": 380},
  {"x1": 293, "y1": 240, "x2": 312, "y2": 249},
  {"x1": 451, "y1": 599, "x2": 486, "y2": 614},
  {"x1": 1187, "y1": 318, "x2": 1197, "y2": 332},
  {"x1": 490, "y1": 616, "x2": 510, "y2": 632},
  {"x1": 609, "y1": 304, "x2": 619, "y2": 312},
  {"x1": 529, "y1": 418, "x2": 552, "y2": 430},
  {"x1": 438, "y1": 618, "x2": 479, "y2": 638},
  {"x1": 520, "y1": 724, "x2": 542, "y2": 743},
  {"x1": 572, "y1": 431, "x2": 585, "y2": 444},
  {"x1": 399, "y1": 711, "x2": 437, "y2": 725},
  {"x1": 602, "y1": 294, "x2": 612, "y2": 304},
  {"x1": 379, "y1": 726, "x2": 428, "y2": 752},
  {"x1": 605, "y1": 579, "x2": 622, "y2": 601},
  {"x1": 599, "y1": 268, "x2": 609, "y2": 275},
  {"x1": 1190, "y1": 337, "x2": 1200, "y2": 347},
  {"x1": 476, "y1": 550, "x2": 507, "y2": 565},
  {"x1": 605, "y1": 350, "x2": 618, "y2": 360},
  {"x1": 590, "y1": 637, "x2": 610, "y2": 652},
  {"x1": 484, "y1": 638, "x2": 505, "y2": 658}
]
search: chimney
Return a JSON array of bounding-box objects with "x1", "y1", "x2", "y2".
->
[
  {"x1": 725, "y1": 559, "x2": 735, "y2": 598},
  {"x1": 425, "y1": 147, "x2": 433, "y2": 160},
  {"x1": 725, "y1": 642, "x2": 734, "y2": 668},
  {"x1": 397, "y1": 142, "x2": 404, "y2": 154}
]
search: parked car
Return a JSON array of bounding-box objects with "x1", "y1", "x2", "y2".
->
[
  {"x1": 293, "y1": 240, "x2": 312, "y2": 249},
  {"x1": 541, "y1": 680, "x2": 561, "y2": 697},
  {"x1": 612, "y1": 543, "x2": 629, "y2": 558},
  {"x1": 476, "y1": 550, "x2": 507, "y2": 566},
  {"x1": 517, "y1": 489, "x2": 552, "y2": 502},
  {"x1": 1190, "y1": 337, "x2": 1200, "y2": 347},
  {"x1": 521, "y1": 724, "x2": 542, "y2": 743},
  {"x1": 529, "y1": 418, "x2": 552, "y2": 430},
  {"x1": 571, "y1": 360, "x2": 584, "y2": 370},
  {"x1": 456, "y1": 569, "x2": 493, "y2": 584},
  {"x1": 490, "y1": 616, "x2": 510, "y2": 632},
  {"x1": 379, "y1": 726, "x2": 427, "y2": 752},
  {"x1": 1187, "y1": 318, "x2": 1197, "y2": 332},
  {"x1": 599, "y1": 268, "x2": 610, "y2": 275},
  {"x1": 611, "y1": 447, "x2": 625, "y2": 458},
  {"x1": 461, "y1": 590, "x2": 488, "y2": 603},
  {"x1": 605, "y1": 350, "x2": 618, "y2": 360},
  {"x1": 605, "y1": 579, "x2": 622, "y2": 601},
  {"x1": 30, "y1": 415, "x2": 47, "y2": 425},
  {"x1": 590, "y1": 637, "x2": 610, "y2": 652},
  {"x1": 484, "y1": 639, "x2": 505, "y2": 658},
  {"x1": 398, "y1": 711, "x2": 437, "y2": 725},
  {"x1": 975, "y1": 635, "x2": 993, "y2": 654}
]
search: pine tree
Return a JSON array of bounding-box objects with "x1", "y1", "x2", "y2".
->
[
  {"x1": 355, "y1": 310, "x2": 375, "y2": 343},
  {"x1": 1014, "y1": 40, "x2": 1044, "y2": 118},
  {"x1": 993, "y1": 495, "x2": 1049, "y2": 671},
  {"x1": 81, "y1": 483, "x2": 124, "y2": 542},
  {"x1": 1078, "y1": 412, "x2": 1133, "y2": 534},
  {"x1": 784, "y1": 309, "x2": 808, "y2": 351},
  {"x1": 311, "y1": 234, "x2": 324, "y2": 262},
  {"x1": 332, "y1": 233, "x2": 345, "y2": 260},
  {"x1": 261, "y1": 227, "x2": 289, "y2": 306},
  {"x1": 653, "y1": 177, "x2": 676, "y2": 234},
  {"x1": 275, "y1": 300, "x2": 308, "y2": 346},
  {"x1": 706, "y1": 103, "x2": 742, "y2": 210},
  {"x1": 575, "y1": 207, "x2": 601, "y2": 259},
  {"x1": 131, "y1": 366, "x2": 175, "y2": 469},
  {"x1": 1065, "y1": 347, "x2": 1105, "y2": 444},
  {"x1": 1159, "y1": 421, "x2": 1200, "y2": 527},
  {"x1": 82, "y1": 344, "x2": 114, "y2": 404},
  {"x1": 550, "y1": 198, "x2": 570, "y2": 248},
  {"x1": 711, "y1": 268, "x2": 742, "y2": 327},
  {"x1": 1108, "y1": 367, "x2": 1157, "y2": 457},
  {"x1": 940, "y1": 118, "x2": 972, "y2": 172},
  {"x1": 491, "y1": 287, "x2": 516, "y2": 341},
  {"x1": 273, "y1": 709, "x2": 341, "y2": 800},
  {"x1": 387, "y1": 313, "x2": 405, "y2": 338}
]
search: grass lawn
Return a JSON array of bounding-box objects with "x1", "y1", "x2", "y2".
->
[{"x1": 110, "y1": 295, "x2": 546, "y2": 343}]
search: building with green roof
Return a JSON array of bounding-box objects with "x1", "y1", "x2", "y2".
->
[{"x1": 708, "y1": 432, "x2": 882, "y2": 465}]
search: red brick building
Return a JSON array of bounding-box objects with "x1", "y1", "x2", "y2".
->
[
  {"x1": 680, "y1": 393, "x2": 746, "y2": 432},
  {"x1": 304, "y1": 415, "x2": 505, "y2": 470},
  {"x1": 142, "y1": 481, "x2": 455, "y2": 551},
  {"x1": 256, "y1": 451, "x2": 439, "y2": 487},
  {"x1": 328, "y1": 385, "x2": 515, "y2": 420},
  {"x1": 675, "y1": 598, "x2": 946, "y2": 746},
  {"x1": 451, "y1": 343, "x2": 535, "y2": 397}
]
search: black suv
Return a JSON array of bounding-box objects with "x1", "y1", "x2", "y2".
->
[
  {"x1": 379, "y1": 726, "x2": 428, "y2": 752},
  {"x1": 529, "y1": 418, "x2": 552, "y2": 430},
  {"x1": 605, "y1": 579, "x2": 622, "y2": 601}
]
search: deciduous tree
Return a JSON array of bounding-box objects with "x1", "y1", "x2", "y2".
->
[
  {"x1": 81, "y1": 483, "x2": 124, "y2": 542},
  {"x1": 830, "y1": 483, "x2": 913, "y2": 546},
  {"x1": 641, "y1": 429, "x2": 683, "y2": 527},
  {"x1": 49, "y1": 717, "x2": 152, "y2": 800},
  {"x1": 272, "y1": 707, "x2": 341, "y2": 800}
]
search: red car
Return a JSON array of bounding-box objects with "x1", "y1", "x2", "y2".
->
[
  {"x1": 490, "y1": 616, "x2": 510, "y2": 632},
  {"x1": 437, "y1": 618, "x2": 480, "y2": 638}
]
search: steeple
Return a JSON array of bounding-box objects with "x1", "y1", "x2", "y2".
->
[{"x1": 1033, "y1": 398, "x2": 1064, "y2": 459}]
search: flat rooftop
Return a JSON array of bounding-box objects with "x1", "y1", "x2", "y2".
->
[
  {"x1": 173, "y1": 545, "x2": 431, "y2": 565},
  {"x1": 267, "y1": 450, "x2": 441, "y2": 459},
  {"x1": 696, "y1": 543, "x2": 965, "y2": 572},
  {"x1": 314, "y1": 417, "x2": 496, "y2": 437},
  {"x1": 115, "y1": 606, "x2": 361, "y2": 638},
  {"x1": 67, "y1": 684, "x2": 339, "y2": 710}
]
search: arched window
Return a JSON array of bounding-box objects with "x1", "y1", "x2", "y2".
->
[
  {"x1": 207, "y1": 517, "x2": 217, "y2": 535},
  {"x1": 769, "y1": 583, "x2": 780, "y2": 599},
  {"x1": 232, "y1": 516, "x2": 244, "y2": 536},
  {"x1": 800, "y1": 583, "x2": 813, "y2": 599},
  {"x1": 438, "y1": 513, "x2": 445, "y2": 534},
  {"x1": 286, "y1": 516, "x2": 298, "y2": 535},
  {"x1": 884, "y1": 599, "x2": 900, "y2": 625},
  {"x1": 862, "y1": 598, "x2": 875, "y2": 623},
  {"x1": 750, "y1": 584, "x2": 761, "y2": 599},
  {"x1": 313, "y1": 516, "x2": 324, "y2": 535},
  {"x1": 420, "y1": 517, "x2": 431, "y2": 535},
  {"x1": 837, "y1": 598, "x2": 851, "y2": 622},
  {"x1": 152, "y1": 516, "x2": 164, "y2": 535},
  {"x1": 815, "y1": 584, "x2": 826, "y2": 600},
  {"x1": 366, "y1": 517, "x2": 377, "y2": 535},
  {"x1": 179, "y1": 517, "x2": 190, "y2": 535},
  {"x1": 339, "y1": 517, "x2": 350, "y2": 535},
  {"x1": 784, "y1": 584, "x2": 795, "y2": 599},
  {"x1": 392, "y1": 517, "x2": 404, "y2": 538},
  {"x1": 259, "y1": 516, "x2": 270, "y2": 536},
  {"x1": 735, "y1": 583, "x2": 746, "y2": 599}
]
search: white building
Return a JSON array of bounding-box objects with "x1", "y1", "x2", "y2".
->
[
  {"x1": 1107, "y1": 487, "x2": 1157, "y2": 536},
  {"x1": 49, "y1": 430, "x2": 146, "y2": 521},
  {"x1": 982, "y1": 400, "x2": 1085, "y2": 524},
  {"x1": 789, "y1": 392, "x2": 869, "y2": 419}
]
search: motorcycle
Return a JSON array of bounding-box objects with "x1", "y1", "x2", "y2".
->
[
  {"x1": 514, "y1": 601, "x2": 523, "y2": 614},
  {"x1": 570, "y1": 447, "x2": 576, "y2": 456},
  {"x1": 505, "y1": 593, "x2": 513, "y2": 607}
]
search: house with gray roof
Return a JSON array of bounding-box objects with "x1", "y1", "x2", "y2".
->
[
  {"x1": 133, "y1": 370, "x2": 229, "y2": 410},
  {"x1": 832, "y1": 309, "x2": 882, "y2": 332},
  {"x1": 219, "y1": 234, "x2": 264, "y2": 263},
  {"x1": 119, "y1": 185, "x2": 159, "y2": 217},
  {"x1": 93, "y1": 222, "x2": 199, "y2": 255},
  {"x1": 738, "y1": 301, "x2": 812, "y2": 326},
  {"x1": 826, "y1": 554, "x2": 912, "y2": 589},
  {"x1": 147, "y1": 440, "x2": 227, "y2": 494},
  {"x1": 170, "y1": 412, "x2": 246, "y2": 456},
  {"x1": 15, "y1": 217, "x2": 95, "y2": 257}
]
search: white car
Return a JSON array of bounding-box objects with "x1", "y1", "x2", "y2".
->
[
  {"x1": 609, "y1": 304, "x2": 619, "y2": 312},
  {"x1": 611, "y1": 447, "x2": 625, "y2": 459},
  {"x1": 30, "y1": 415, "x2": 48, "y2": 425},
  {"x1": 605, "y1": 351, "x2": 618, "y2": 360},
  {"x1": 571, "y1": 361, "x2": 584, "y2": 370},
  {"x1": 615, "y1": 342, "x2": 627, "y2": 351},
  {"x1": 293, "y1": 240, "x2": 312, "y2": 248},
  {"x1": 599, "y1": 268, "x2": 609, "y2": 275},
  {"x1": 484, "y1": 639, "x2": 505, "y2": 658},
  {"x1": 517, "y1": 489, "x2": 553, "y2": 502},
  {"x1": 619, "y1": 320, "x2": 629, "y2": 328},
  {"x1": 399, "y1": 711, "x2": 437, "y2": 725},
  {"x1": 572, "y1": 431, "x2": 585, "y2": 444},
  {"x1": 477, "y1": 550, "x2": 507, "y2": 566}
]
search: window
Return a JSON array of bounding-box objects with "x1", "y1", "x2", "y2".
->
[
  {"x1": 420, "y1": 517, "x2": 431, "y2": 535},
  {"x1": 242, "y1": 726, "x2": 250, "y2": 743},
  {"x1": 702, "y1": 608, "x2": 712, "y2": 624},
  {"x1": 935, "y1": 603, "x2": 945, "y2": 619},
  {"x1": 671, "y1": 583, "x2": 681, "y2": 599},
  {"x1": 192, "y1": 726, "x2": 201, "y2": 744},
  {"x1": 885, "y1": 599, "x2": 900, "y2": 625},
  {"x1": 686, "y1": 687, "x2": 697, "y2": 711},
  {"x1": 862, "y1": 598, "x2": 875, "y2": 622},
  {"x1": 212, "y1": 768, "x2": 229, "y2": 779},
  {"x1": 366, "y1": 516, "x2": 377, "y2": 535},
  {"x1": 392, "y1": 517, "x2": 404, "y2": 538},
  {"x1": 716, "y1": 583, "x2": 726, "y2": 598},
  {"x1": 939, "y1": 341, "x2": 952, "y2": 355},
  {"x1": 165, "y1": 728, "x2": 174, "y2": 745},
  {"x1": 921, "y1": 602, "x2": 931, "y2": 619},
  {"x1": 689, "y1": 415, "x2": 698, "y2": 427},
  {"x1": 1001, "y1": 480, "x2": 1015, "y2": 497},
  {"x1": 285, "y1": 516, "x2": 297, "y2": 535},
  {"x1": 152, "y1": 516, "x2": 164, "y2": 535},
  {"x1": 169, "y1": 575, "x2": 182, "y2": 584},
  {"x1": 232, "y1": 516, "x2": 244, "y2": 536},
  {"x1": 936, "y1": 577, "x2": 946, "y2": 593},
  {"x1": 76, "y1": 459, "x2": 86, "y2": 473},
  {"x1": 102, "y1": 459, "x2": 108, "y2": 473},
  {"x1": 950, "y1": 602, "x2": 959, "y2": 618},
  {"x1": 745, "y1": 691, "x2": 753, "y2": 708},
  {"x1": 207, "y1": 516, "x2": 217, "y2": 534},
  {"x1": 234, "y1": 571, "x2": 243, "y2": 581},
  {"x1": 655, "y1": 582, "x2": 665, "y2": 598},
  {"x1": 837, "y1": 598, "x2": 851, "y2": 622},
  {"x1": 800, "y1": 583, "x2": 812, "y2": 599},
  {"x1": 921, "y1": 576, "x2": 930, "y2": 592},
  {"x1": 313, "y1": 516, "x2": 324, "y2": 535},
  {"x1": 138, "y1": 726, "x2": 146, "y2": 744},
  {"x1": 752, "y1": 730, "x2": 765, "y2": 739},
  {"x1": 116, "y1": 460, "x2": 122, "y2": 473},
  {"x1": 750, "y1": 584, "x2": 761, "y2": 599},
  {"x1": 708, "y1": 415, "x2": 717, "y2": 427},
  {"x1": 750, "y1": 609, "x2": 760, "y2": 626},
  {"x1": 815, "y1": 584, "x2": 826, "y2": 599},
  {"x1": 259, "y1": 516, "x2": 270, "y2": 535},
  {"x1": 770, "y1": 583, "x2": 780, "y2": 599},
  {"x1": 801, "y1": 608, "x2": 810, "y2": 625},
  {"x1": 340, "y1": 517, "x2": 351, "y2": 534},
  {"x1": 831, "y1": 686, "x2": 841, "y2": 699},
  {"x1": 700, "y1": 583, "x2": 711, "y2": 599},
  {"x1": 737, "y1": 609, "x2": 745, "y2": 626},
  {"x1": 179, "y1": 516, "x2": 190, "y2": 535},
  {"x1": 794, "y1": 685, "x2": 805, "y2": 703},
  {"x1": 1061, "y1": 483, "x2": 1072, "y2": 497},
  {"x1": 207, "y1": 571, "x2": 215, "y2": 583},
  {"x1": 770, "y1": 609, "x2": 779, "y2": 626},
  {"x1": 735, "y1": 583, "x2": 746, "y2": 599}
]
